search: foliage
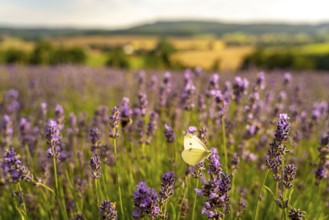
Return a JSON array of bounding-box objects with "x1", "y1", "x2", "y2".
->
[
  {"x1": 143, "y1": 38, "x2": 185, "y2": 69},
  {"x1": 106, "y1": 47, "x2": 130, "y2": 68},
  {"x1": 241, "y1": 48, "x2": 329, "y2": 71},
  {"x1": 50, "y1": 47, "x2": 87, "y2": 65},
  {"x1": 3, "y1": 48, "x2": 29, "y2": 64},
  {"x1": 29, "y1": 40, "x2": 54, "y2": 65}
]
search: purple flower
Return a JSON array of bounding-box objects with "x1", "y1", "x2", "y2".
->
[
  {"x1": 55, "y1": 104, "x2": 65, "y2": 131},
  {"x1": 284, "y1": 73, "x2": 292, "y2": 86},
  {"x1": 3, "y1": 147, "x2": 33, "y2": 182},
  {"x1": 146, "y1": 112, "x2": 158, "y2": 144},
  {"x1": 184, "y1": 69, "x2": 192, "y2": 85},
  {"x1": 288, "y1": 207, "x2": 304, "y2": 220},
  {"x1": 315, "y1": 132, "x2": 328, "y2": 182},
  {"x1": 90, "y1": 127, "x2": 101, "y2": 153},
  {"x1": 214, "y1": 90, "x2": 227, "y2": 121},
  {"x1": 137, "y1": 93, "x2": 148, "y2": 117},
  {"x1": 46, "y1": 120, "x2": 65, "y2": 159},
  {"x1": 256, "y1": 71, "x2": 266, "y2": 90},
  {"x1": 181, "y1": 80, "x2": 196, "y2": 111},
  {"x1": 196, "y1": 148, "x2": 231, "y2": 218},
  {"x1": 187, "y1": 126, "x2": 197, "y2": 135},
  {"x1": 158, "y1": 72, "x2": 172, "y2": 108},
  {"x1": 283, "y1": 164, "x2": 297, "y2": 188},
  {"x1": 150, "y1": 75, "x2": 158, "y2": 91},
  {"x1": 206, "y1": 74, "x2": 219, "y2": 97},
  {"x1": 164, "y1": 124, "x2": 175, "y2": 143},
  {"x1": 100, "y1": 200, "x2": 118, "y2": 220},
  {"x1": 109, "y1": 106, "x2": 120, "y2": 138},
  {"x1": 266, "y1": 113, "x2": 290, "y2": 182},
  {"x1": 121, "y1": 97, "x2": 132, "y2": 129},
  {"x1": 233, "y1": 76, "x2": 249, "y2": 103},
  {"x1": 90, "y1": 154, "x2": 101, "y2": 179},
  {"x1": 133, "y1": 181, "x2": 160, "y2": 219},
  {"x1": 159, "y1": 172, "x2": 176, "y2": 202}
]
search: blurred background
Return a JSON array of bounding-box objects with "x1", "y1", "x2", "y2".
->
[{"x1": 1, "y1": 0, "x2": 329, "y2": 72}]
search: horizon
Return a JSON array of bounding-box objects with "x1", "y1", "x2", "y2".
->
[
  {"x1": 1, "y1": 0, "x2": 329, "y2": 29},
  {"x1": 1, "y1": 18, "x2": 329, "y2": 30}
]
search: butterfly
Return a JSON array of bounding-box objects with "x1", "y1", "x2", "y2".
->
[{"x1": 181, "y1": 133, "x2": 212, "y2": 166}]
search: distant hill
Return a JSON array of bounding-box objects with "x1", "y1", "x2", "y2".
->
[
  {"x1": 114, "y1": 20, "x2": 329, "y2": 36},
  {"x1": 1, "y1": 20, "x2": 329, "y2": 40}
]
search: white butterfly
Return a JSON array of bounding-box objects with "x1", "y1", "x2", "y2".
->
[{"x1": 181, "y1": 133, "x2": 212, "y2": 166}]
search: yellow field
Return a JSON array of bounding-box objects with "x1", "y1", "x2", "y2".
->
[
  {"x1": 54, "y1": 35, "x2": 252, "y2": 70},
  {"x1": 173, "y1": 46, "x2": 253, "y2": 71},
  {"x1": 53, "y1": 35, "x2": 158, "y2": 50},
  {"x1": 52, "y1": 35, "x2": 226, "y2": 50},
  {"x1": 0, "y1": 37, "x2": 34, "y2": 51}
]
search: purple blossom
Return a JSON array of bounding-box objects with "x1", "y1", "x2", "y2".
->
[
  {"x1": 181, "y1": 81, "x2": 196, "y2": 111},
  {"x1": 121, "y1": 97, "x2": 132, "y2": 129},
  {"x1": 133, "y1": 181, "x2": 160, "y2": 219},
  {"x1": 146, "y1": 112, "x2": 158, "y2": 144},
  {"x1": 109, "y1": 106, "x2": 120, "y2": 138},
  {"x1": 233, "y1": 76, "x2": 249, "y2": 103},
  {"x1": 315, "y1": 132, "x2": 329, "y2": 182},
  {"x1": 184, "y1": 69, "x2": 193, "y2": 85},
  {"x1": 256, "y1": 71, "x2": 266, "y2": 90},
  {"x1": 3, "y1": 147, "x2": 33, "y2": 182},
  {"x1": 46, "y1": 120, "x2": 65, "y2": 160},
  {"x1": 159, "y1": 172, "x2": 176, "y2": 202},
  {"x1": 196, "y1": 148, "x2": 231, "y2": 218},
  {"x1": 100, "y1": 200, "x2": 118, "y2": 220},
  {"x1": 55, "y1": 104, "x2": 65, "y2": 131},
  {"x1": 206, "y1": 74, "x2": 219, "y2": 97},
  {"x1": 164, "y1": 124, "x2": 175, "y2": 143},
  {"x1": 266, "y1": 113, "x2": 291, "y2": 182},
  {"x1": 150, "y1": 75, "x2": 158, "y2": 91},
  {"x1": 284, "y1": 73, "x2": 292, "y2": 86},
  {"x1": 90, "y1": 154, "x2": 101, "y2": 179},
  {"x1": 137, "y1": 93, "x2": 148, "y2": 117},
  {"x1": 158, "y1": 72, "x2": 172, "y2": 108},
  {"x1": 90, "y1": 127, "x2": 101, "y2": 152}
]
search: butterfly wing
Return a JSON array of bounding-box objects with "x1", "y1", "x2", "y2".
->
[
  {"x1": 183, "y1": 134, "x2": 207, "y2": 151},
  {"x1": 181, "y1": 148, "x2": 212, "y2": 166}
]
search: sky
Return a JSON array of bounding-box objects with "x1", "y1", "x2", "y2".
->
[{"x1": 0, "y1": 0, "x2": 329, "y2": 29}]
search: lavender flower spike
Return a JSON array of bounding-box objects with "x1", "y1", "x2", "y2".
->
[
  {"x1": 100, "y1": 200, "x2": 118, "y2": 220},
  {"x1": 133, "y1": 181, "x2": 160, "y2": 219}
]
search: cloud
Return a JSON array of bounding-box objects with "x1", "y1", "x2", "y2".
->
[{"x1": 0, "y1": 0, "x2": 328, "y2": 27}]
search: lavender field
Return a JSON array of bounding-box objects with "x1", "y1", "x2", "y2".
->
[{"x1": 0, "y1": 65, "x2": 328, "y2": 220}]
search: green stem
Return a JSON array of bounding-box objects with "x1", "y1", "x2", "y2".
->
[
  {"x1": 222, "y1": 118, "x2": 228, "y2": 173},
  {"x1": 52, "y1": 156, "x2": 68, "y2": 220},
  {"x1": 177, "y1": 178, "x2": 189, "y2": 220},
  {"x1": 24, "y1": 144, "x2": 33, "y2": 167},
  {"x1": 95, "y1": 179, "x2": 100, "y2": 206},
  {"x1": 254, "y1": 169, "x2": 270, "y2": 220},
  {"x1": 281, "y1": 159, "x2": 286, "y2": 220},
  {"x1": 113, "y1": 137, "x2": 124, "y2": 218},
  {"x1": 32, "y1": 180, "x2": 55, "y2": 194},
  {"x1": 191, "y1": 178, "x2": 199, "y2": 220},
  {"x1": 17, "y1": 183, "x2": 27, "y2": 217},
  {"x1": 53, "y1": 157, "x2": 59, "y2": 194}
]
